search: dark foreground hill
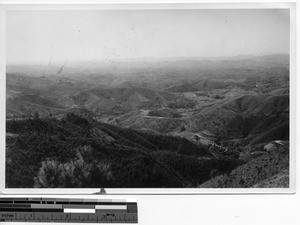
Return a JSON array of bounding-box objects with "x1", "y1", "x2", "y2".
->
[
  {"x1": 199, "y1": 142, "x2": 289, "y2": 188},
  {"x1": 6, "y1": 114, "x2": 242, "y2": 188}
]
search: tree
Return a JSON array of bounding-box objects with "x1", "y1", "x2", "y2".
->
[
  {"x1": 34, "y1": 111, "x2": 40, "y2": 119},
  {"x1": 180, "y1": 125, "x2": 186, "y2": 132},
  {"x1": 34, "y1": 159, "x2": 63, "y2": 188}
]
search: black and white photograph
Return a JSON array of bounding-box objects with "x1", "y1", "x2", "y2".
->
[{"x1": 4, "y1": 6, "x2": 292, "y2": 189}]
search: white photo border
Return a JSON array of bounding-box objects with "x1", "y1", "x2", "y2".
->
[{"x1": 0, "y1": 2, "x2": 296, "y2": 195}]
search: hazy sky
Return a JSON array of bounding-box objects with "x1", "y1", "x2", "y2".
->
[{"x1": 6, "y1": 9, "x2": 290, "y2": 64}]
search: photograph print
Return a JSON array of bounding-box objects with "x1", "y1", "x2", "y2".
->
[{"x1": 5, "y1": 7, "x2": 291, "y2": 189}]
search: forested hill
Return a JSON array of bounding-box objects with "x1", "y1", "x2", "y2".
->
[{"x1": 6, "y1": 113, "x2": 242, "y2": 188}]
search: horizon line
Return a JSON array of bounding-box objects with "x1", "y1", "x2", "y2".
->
[{"x1": 6, "y1": 53, "x2": 289, "y2": 66}]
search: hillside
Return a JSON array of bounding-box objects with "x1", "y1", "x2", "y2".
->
[
  {"x1": 188, "y1": 93, "x2": 289, "y2": 141},
  {"x1": 5, "y1": 55, "x2": 290, "y2": 188},
  {"x1": 6, "y1": 73, "x2": 195, "y2": 119},
  {"x1": 199, "y1": 142, "x2": 289, "y2": 188},
  {"x1": 166, "y1": 79, "x2": 227, "y2": 93},
  {"x1": 6, "y1": 114, "x2": 243, "y2": 188},
  {"x1": 69, "y1": 84, "x2": 194, "y2": 116}
]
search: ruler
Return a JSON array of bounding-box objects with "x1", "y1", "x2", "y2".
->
[{"x1": 0, "y1": 198, "x2": 137, "y2": 223}]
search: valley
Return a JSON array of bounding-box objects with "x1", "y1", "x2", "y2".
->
[{"x1": 5, "y1": 54, "x2": 290, "y2": 188}]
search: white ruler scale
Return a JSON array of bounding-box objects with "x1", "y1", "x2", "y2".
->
[{"x1": 0, "y1": 198, "x2": 138, "y2": 223}]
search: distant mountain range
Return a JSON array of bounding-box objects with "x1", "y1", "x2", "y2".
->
[
  {"x1": 5, "y1": 54, "x2": 290, "y2": 188},
  {"x1": 7, "y1": 54, "x2": 289, "y2": 76}
]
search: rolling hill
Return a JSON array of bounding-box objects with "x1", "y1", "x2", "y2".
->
[
  {"x1": 5, "y1": 55, "x2": 290, "y2": 188},
  {"x1": 6, "y1": 114, "x2": 243, "y2": 188}
]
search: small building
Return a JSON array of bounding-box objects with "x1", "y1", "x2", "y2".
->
[
  {"x1": 195, "y1": 91, "x2": 207, "y2": 97},
  {"x1": 274, "y1": 140, "x2": 284, "y2": 145},
  {"x1": 200, "y1": 130, "x2": 215, "y2": 138},
  {"x1": 264, "y1": 143, "x2": 276, "y2": 152},
  {"x1": 194, "y1": 134, "x2": 212, "y2": 146},
  {"x1": 264, "y1": 140, "x2": 286, "y2": 152}
]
